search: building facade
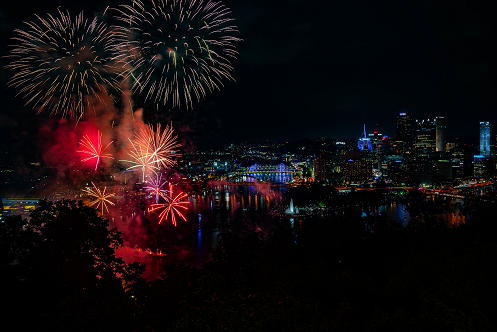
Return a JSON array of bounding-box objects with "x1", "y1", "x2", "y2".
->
[
  {"x1": 435, "y1": 116, "x2": 446, "y2": 152},
  {"x1": 414, "y1": 119, "x2": 436, "y2": 159},
  {"x1": 479, "y1": 121, "x2": 494, "y2": 157},
  {"x1": 396, "y1": 112, "x2": 413, "y2": 154}
]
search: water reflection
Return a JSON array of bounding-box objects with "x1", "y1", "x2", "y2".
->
[
  {"x1": 378, "y1": 199, "x2": 465, "y2": 227},
  {"x1": 145, "y1": 185, "x2": 467, "y2": 272}
]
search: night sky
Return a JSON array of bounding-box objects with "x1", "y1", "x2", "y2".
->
[{"x1": 1, "y1": 0, "x2": 496, "y2": 147}]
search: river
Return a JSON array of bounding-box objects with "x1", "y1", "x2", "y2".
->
[{"x1": 116, "y1": 184, "x2": 466, "y2": 279}]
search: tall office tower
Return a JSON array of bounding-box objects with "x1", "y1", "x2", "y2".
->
[
  {"x1": 435, "y1": 116, "x2": 446, "y2": 152},
  {"x1": 396, "y1": 112, "x2": 413, "y2": 140},
  {"x1": 368, "y1": 128, "x2": 384, "y2": 172},
  {"x1": 479, "y1": 121, "x2": 493, "y2": 156},
  {"x1": 414, "y1": 119, "x2": 436, "y2": 159},
  {"x1": 396, "y1": 112, "x2": 413, "y2": 154},
  {"x1": 313, "y1": 153, "x2": 326, "y2": 182},
  {"x1": 358, "y1": 124, "x2": 373, "y2": 152}
]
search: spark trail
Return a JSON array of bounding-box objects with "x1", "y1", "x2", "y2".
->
[
  {"x1": 82, "y1": 182, "x2": 116, "y2": 215},
  {"x1": 5, "y1": 9, "x2": 121, "y2": 119},
  {"x1": 113, "y1": 0, "x2": 241, "y2": 109},
  {"x1": 148, "y1": 183, "x2": 188, "y2": 226},
  {"x1": 77, "y1": 130, "x2": 114, "y2": 170}
]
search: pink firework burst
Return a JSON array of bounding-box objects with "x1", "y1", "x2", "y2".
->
[
  {"x1": 148, "y1": 183, "x2": 189, "y2": 226},
  {"x1": 77, "y1": 130, "x2": 114, "y2": 171},
  {"x1": 144, "y1": 173, "x2": 168, "y2": 204}
]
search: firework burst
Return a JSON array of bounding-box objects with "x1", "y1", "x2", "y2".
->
[
  {"x1": 121, "y1": 136, "x2": 160, "y2": 182},
  {"x1": 144, "y1": 173, "x2": 168, "y2": 204},
  {"x1": 149, "y1": 183, "x2": 188, "y2": 226},
  {"x1": 5, "y1": 9, "x2": 122, "y2": 119},
  {"x1": 121, "y1": 123, "x2": 181, "y2": 181},
  {"x1": 113, "y1": 0, "x2": 241, "y2": 109},
  {"x1": 82, "y1": 182, "x2": 116, "y2": 215},
  {"x1": 77, "y1": 130, "x2": 114, "y2": 170},
  {"x1": 136, "y1": 123, "x2": 182, "y2": 169}
]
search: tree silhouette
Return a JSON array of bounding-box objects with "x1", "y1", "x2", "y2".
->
[{"x1": 1, "y1": 199, "x2": 145, "y2": 331}]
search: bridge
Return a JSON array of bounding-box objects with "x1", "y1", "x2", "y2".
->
[{"x1": 226, "y1": 163, "x2": 302, "y2": 184}]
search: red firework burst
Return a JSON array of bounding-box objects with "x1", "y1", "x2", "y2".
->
[
  {"x1": 77, "y1": 130, "x2": 114, "y2": 171},
  {"x1": 148, "y1": 183, "x2": 188, "y2": 226}
]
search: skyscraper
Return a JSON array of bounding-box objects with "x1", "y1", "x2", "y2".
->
[
  {"x1": 313, "y1": 153, "x2": 326, "y2": 182},
  {"x1": 414, "y1": 119, "x2": 436, "y2": 159},
  {"x1": 396, "y1": 112, "x2": 413, "y2": 141},
  {"x1": 479, "y1": 121, "x2": 493, "y2": 157},
  {"x1": 435, "y1": 116, "x2": 446, "y2": 152},
  {"x1": 358, "y1": 124, "x2": 373, "y2": 152},
  {"x1": 396, "y1": 112, "x2": 413, "y2": 154}
]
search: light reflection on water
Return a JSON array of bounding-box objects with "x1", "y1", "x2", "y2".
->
[
  {"x1": 377, "y1": 199, "x2": 465, "y2": 227},
  {"x1": 378, "y1": 203, "x2": 411, "y2": 227},
  {"x1": 142, "y1": 185, "x2": 467, "y2": 273}
]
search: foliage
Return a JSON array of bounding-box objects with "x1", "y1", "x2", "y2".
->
[{"x1": 1, "y1": 199, "x2": 145, "y2": 331}]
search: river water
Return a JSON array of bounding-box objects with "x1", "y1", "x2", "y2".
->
[{"x1": 118, "y1": 184, "x2": 466, "y2": 279}]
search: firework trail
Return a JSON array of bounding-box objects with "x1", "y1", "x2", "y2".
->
[
  {"x1": 77, "y1": 130, "x2": 114, "y2": 170},
  {"x1": 136, "y1": 123, "x2": 182, "y2": 169},
  {"x1": 4, "y1": 9, "x2": 122, "y2": 119},
  {"x1": 82, "y1": 182, "x2": 116, "y2": 215},
  {"x1": 113, "y1": 0, "x2": 241, "y2": 109},
  {"x1": 121, "y1": 136, "x2": 160, "y2": 182},
  {"x1": 149, "y1": 183, "x2": 188, "y2": 226},
  {"x1": 144, "y1": 173, "x2": 168, "y2": 204},
  {"x1": 121, "y1": 123, "x2": 181, "y2": 181}
]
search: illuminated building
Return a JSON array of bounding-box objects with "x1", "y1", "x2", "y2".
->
[
  {"x1": 335, "y1": 141, "x2": 347, "y2": 156},
  {"x1": 474, "y1": 154, "x2": 495, "y2": 178},
  {"x1": 368, "y1": 129, "x2": 384, "y2": 173},
  {"x1": 396, "y1": 112, "x2": 413, "y2": 154},
  {"x1": 313, "y1": 153, "x2": 326, "y2": 182},
  {"x1": 384, "y1": 159, "x2": 405, "y2": 183},
  {"x1": 1, "y1": 191, "x2": 40, "y2": 217},
  {"x1": 414, "y1": 119, "x2": 436, "y2": 159},
  {"x1": 357, "y1": 124, "x2": 373, "y2": 152},
  {"x1": 341, "y1": 160, "x2": 372, "y2": 183},
  {"x1": 341, "y1": 149, "x2": 372, "y2": 183},
  {"x1": 479, "y1": 121, "x2": 494, "y2": 157},
  {"x1": 435, "y1": 116, "x2": 446, "y2": 152}
]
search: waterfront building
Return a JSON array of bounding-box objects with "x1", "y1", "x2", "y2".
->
[
  {"x1": 474, "y1": 154, "x2": 496, "y2": 178},
  {"x1": 341, "y1": 149, "x2": 372, "y2": 183},
  {"x1": 384, "y1": 159, "x2": 405, "y2": 183},
  {"x1": 341, "y1": 159, "x2": 372, "y2": 183},
  {"x1": 434, "y1": 159, "x2": 452, "y2": 182}
]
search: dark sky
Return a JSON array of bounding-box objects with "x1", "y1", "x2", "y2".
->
[{"x1": 1, "y1": 0, "x2": 497, "y2": 147}]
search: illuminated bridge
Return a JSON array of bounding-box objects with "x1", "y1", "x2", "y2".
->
[{"x1": 227, "y1": 163, "x2": 302, "y2": 183}]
